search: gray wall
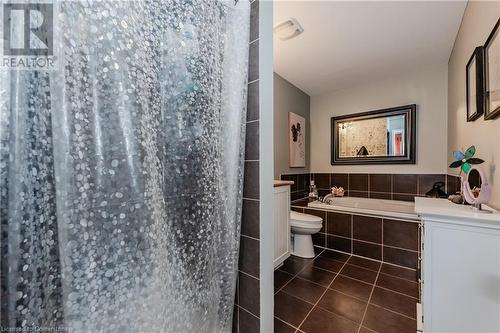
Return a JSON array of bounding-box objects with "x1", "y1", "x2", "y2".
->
[{"x1": 274, "y1": 73, "x2": 311, "y2": 179}]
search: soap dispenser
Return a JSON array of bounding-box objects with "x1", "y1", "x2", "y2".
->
[{"x1": 309, "y1": 180, "x2": 318, "y2": 199}]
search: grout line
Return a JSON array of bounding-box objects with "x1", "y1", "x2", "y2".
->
[
  {"x1": 373, "y1": 284, "x2": 419, "y2": 301},
  {"x1": 240, "y1": 234, "x2": 260, "y2": 242},
  {"x1": 275, "y1": 250, "x2": 326, "y2": 295},
  {"x1": 294, "y1": 255, "x2": 352, "y2": 330},
  {"x1": 368, "y1": 302, "x2": 418, "y2": 321},
  {"x1": 357, "y1": 262, "x2": 382, "y2": 333},
  {"x1": 247, "y1": 78, "x2": 259, "y2": 85},
  {"x1": 249, "y1": 37, "x2": 259, "y2": 45},
  {"x1": 238, "y1": 270, "x2": 260, "y2": 281},
  {"x1": 246, "y1": 119, "x2": 259, "y2": 124},
  {"x1": 236, "y1": 304, "x2": 260, "y2": 320}
]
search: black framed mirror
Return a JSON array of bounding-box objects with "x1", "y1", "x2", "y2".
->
[{"x1": 331, "y1": 104, "x2": 416, "y2": 165}]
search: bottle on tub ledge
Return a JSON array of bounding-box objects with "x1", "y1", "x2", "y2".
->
[{"x1": 309, "y1": 180, "x2": 318, "y2": 200}]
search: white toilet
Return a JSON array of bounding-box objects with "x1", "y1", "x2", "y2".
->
[{"x1": 290, "y1": 211, "x2": 323, "y2": 258}]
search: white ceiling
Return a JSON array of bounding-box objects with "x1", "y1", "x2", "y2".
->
[{"x1": 273, "y1": 1, "x2": 467, "y2": 96}]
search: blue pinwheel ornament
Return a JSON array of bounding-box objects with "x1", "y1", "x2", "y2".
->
[{"x1": 449, "y1": 146, "x2": 484, "y2": 174}]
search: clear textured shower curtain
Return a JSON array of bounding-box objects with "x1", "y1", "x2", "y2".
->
[{"x1": 0, "y1": 1, "x2": 250, "y2": 332}]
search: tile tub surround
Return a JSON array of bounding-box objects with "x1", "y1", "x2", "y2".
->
[
  {"x1": 281, "y1": 173, "x2": 457, "y2": 202},
  {"x1": 291, "y1": 200, "x2": 420, "y2": 270},
  {"x1": 235, "y1": 1, "x2": 260, "y2": 332},
  {"x1": 274, "y1": 250, "x2": 419, "y2": 333}
]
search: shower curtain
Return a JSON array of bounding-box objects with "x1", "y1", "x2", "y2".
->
[{"x1": 0, "y1": 1, "x2": 250, "y2": 332}]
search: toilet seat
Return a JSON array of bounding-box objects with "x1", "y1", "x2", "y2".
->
[{"x1": 290, "y1": 211, "x2": 322, "y2": 228}]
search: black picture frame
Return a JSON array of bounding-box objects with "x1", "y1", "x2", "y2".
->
[
  {"x1": 466, "y1": 47, "x2": 485, "y2": 122},
  {"x1": 331, "y1": 104, "x2": 417, "y2": 165},
  {"x1": 484, "y1": 18, "x2": 500, "y2": 120}
]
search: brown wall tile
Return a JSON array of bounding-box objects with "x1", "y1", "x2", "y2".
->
[
  {"x1": 243, "y1": 161, "x2": 259, "y2": 199},
  {"x1": 312, "y1": 232, "x2": 326, "y2": 248},
  {"x1": 327, "y1": 235, "x2": 351, "y2": 253},
  {"x1": 370, "y1": 174, "x2": 392, "y2": 192},
  {"x1": 248, "y1": 42, "x2": 259, "y2": 82},
  {"x1": 331, "y1": 173, "x2": 349, "y2": 189},
  {"x1": 241, "y1": 199, "x2": 259, "y2": 239},
  {"x1": 349, "y1": 190, "x2": 369, "y2": 198},
  {"x1": 246, "y1": 81, "x2": 259, "y2": 122},
  {"x1": 239, "y1": 272, "x2": 260, "y2": 317},
  {"x1": 313, "y1": 173, "x2": 330, "y2": 189},
  {"x1": 393, "y1": 174, "x2": 417, "y2": 194},
  {"x1": 239, "y1": 236, "x2": 260, "y2": 278},
  {"x1": 244, "y1": 121, "x2": 259, "y2": 160},
  {"x1": 418, "y1": 174, "x2": 445, "y2": 196},
  {"x1": 353, "y1": 240, "x2": 382, "y2": 261},
  {"x1": 369, "y1": 192, "x2": 392, "y2": 200},
  {"x1": 326, "y1": 212, "x2": 352, "y2": 238},
  {"x1": 383, "y1": 246, "x2": 418, "y2": 269},
  {"x1": 383, "y1": 219, "x2": 419, "y2": 251},
  {"x1": 239, "y1": 308, "x2": 260, "y2": 333},
  {"x1": 349, "y1": 174, "x2": 368, "y2": 191},
  {"x1": 353, "y1": 215, "x2": 382, "y2": 243}
]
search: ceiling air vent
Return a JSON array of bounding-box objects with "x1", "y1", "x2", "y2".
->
[{"x1": 273, "y1": 18, "x2": 304, "y2": 41}]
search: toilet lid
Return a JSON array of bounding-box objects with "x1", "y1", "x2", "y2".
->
[{"x1": 290, "y1": 211, "x2": 323, "y2": 227}]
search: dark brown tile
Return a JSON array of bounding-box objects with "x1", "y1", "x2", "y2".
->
[
  {"x1": 282, "y1": 174, "x2": 298, "y2": 192},
  {"x1": 241, "y1": 199, "x2": 259, "y2": 239},
  {"x1": 282, "y1": 277, "x2": 327, "y2": 304},
  {"x1": 340, "y1": 264, "x2": 378, "y2": 284},
  {"x1": 347, "y1": 256, "x2": 381, "y2": 272},
  {"x1": 369, "y1": 174, "x2": 392, "y2": 192},
  {"x1": 244, "y1": 121, "x2": 259, "y2": 160},
  {"x1": 275, "y1": 269, "x2": 294, "y2": 291},
  {"x1": 298, "y1": 265, "x2": 336, "y2": 287},
  {"x1": 274, "y1": 318, "x2": 296, "y2": 333},
  {"x1": 239, "y1": 307, "x2": 260, "y2": 333},
  {"x1": 246, "y1": 81, "x2": 259, "y2": 122},
  {"x1": 349, "y1": 190, "x2": 369, "y2": 198},
  {"x1": 353, "y1": 241, "x2": 382, "y2": 261},
  {"x1": 233, "y1": 305, "x2": 238, "y2": 333},
  {"x1": 380, "y1": 264, "x2": 418, "y2": 282},
  {"x1": 418, "y1": 174, "x2": 445, "y2": 196},
  {"x1": 353, "y1": 215, "x2": 382, "y2": 243},
  {"x1": 313, "y1": 173, "x2": 330, "y2": 189},
  {"x1": 330, "y1": 275, "x2": 373, "y2": 301},
  {"x1": 331, "y1": 173, "x2": 349, "y2": 189},
  {"x1": 243, "y1": 161, "x2": 259, "y2": 199},
  {"x1": 370, "y1": 287, "x2": 417, "y2": 318},
  {"x1": 318, "y1": 189, "x2": 331, "y2": 197},
  {"x1": 362, "y1": 304, "x2": 416, "y2": 333},
  {"x1": 274, "y1": 291, "x2": 313, "y2": 327},
  {"x1": 349, "y1": 174, "x2": 368, "y2": 191},
  {"x1": 319, "y1": 250, "x2": 350, "y2": 262},
  {"x1": 446, "y1": 174, "x2": 460, "y2": 195},
  {"x1": 313, "y1": 257, "x2": 344, "y2": 273},
  {"x1": 327, "y1": 235, "x2": 351, "y2": 254},
  {"x1": 312, "y1": 232, "x2": 326, "y2": 248},
  {"x1": 359, "y1": 327, "x2": 377, "y2": 333},
  {"x1": 239, "y1": 273, "x2": 260, "y2": 317},
  {"x1": 248, "y1": 41, "x2": 259, "y2": 82},
  {"x1": 393, "y1": 174, "x2": 417, "y2": 194},
  {"x1": 369, "y1": 192, "x2": 392, "y2": 200},
  {"x1": 278, "y1": 256, "x2": 311, "y2": 275},
  {"x1": 392, "y1": 194, "x2": 416, "y2": 202},
  {"x1": 297, "y1": 174, "x2": 311, "y2": 191},
  {"x1": 318, "y1": 289, "x2": 368, "y2": 323},
  {"x1": 383, "y1": 246, "x2": 418, "y2": 269},
  {"x1": 239, "y1": 236, "x2": 259, "y2": 278},
  {"x1": 249, "y1": 0, "x2": 259, "y2": 42},
  {"x1": 291, "y1": 206, "x2": 304, "y2": 213},
  {"x1": 376, "y1": 273, "x2": 419, "y2": 298},
  {"x1": 326, "y1": 212, "x2": 351, "y2": 237},
  {"x1": 300, "y1": 306, "x2": 359, "y2": 333},
  {"x1": 383, "y1": 219, "x2": 418, "y2": 251}
]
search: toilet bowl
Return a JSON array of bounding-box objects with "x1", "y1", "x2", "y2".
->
[{"x1": 290, "y1": 211, "x2": 323, "y2": 258}]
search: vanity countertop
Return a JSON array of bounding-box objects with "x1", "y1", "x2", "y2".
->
[
  {"x1": 415, "y1": 197, "x2": 500, "y2": 229},
  {"x1": 274, "y1": 180, "x2": 294, "y2": 187}
]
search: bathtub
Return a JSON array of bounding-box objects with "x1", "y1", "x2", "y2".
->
[{"x1": 307, "y1": 196, "x2": 419, "y2": 221}]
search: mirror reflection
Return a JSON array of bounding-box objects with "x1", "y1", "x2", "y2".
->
[{"x1": 338, "y1": 114, "x2": 406, "y2": 158}]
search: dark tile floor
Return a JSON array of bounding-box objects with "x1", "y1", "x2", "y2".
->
[{"x1": 274, "y1": 250, "x2": 419, "y2": 333}]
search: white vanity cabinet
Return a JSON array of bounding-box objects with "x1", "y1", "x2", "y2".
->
[
  {"x1": 415, "y1": 197, "x2": 500, "y2": 333},
  {"x1": 273, "y1": 182, "x2": 292, "y2": 268}
]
